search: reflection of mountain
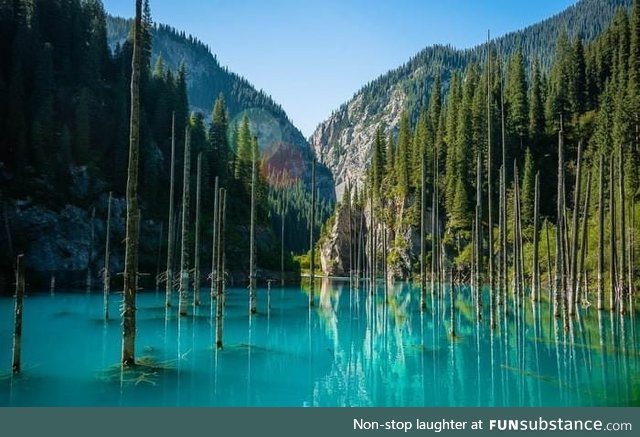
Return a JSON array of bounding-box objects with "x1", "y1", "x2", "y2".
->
[{"x1": 106, "y1": 16, "x2": 335, "y2": 202}]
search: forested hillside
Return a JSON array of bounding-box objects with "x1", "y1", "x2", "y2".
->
[
  {"x1": 0, "y1": 0, "x2": 330, "y2": 290},
  {"x1": 106, "y1": 15, "x2": 335, "y2": 203},
  {"x1": 320, "y1": 0, "x2": 640, "y2": 295},
  {"x1": 311, "y1": 0, "x2": 634, "y2": 195}
]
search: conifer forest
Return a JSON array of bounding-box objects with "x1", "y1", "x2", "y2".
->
[{"x1": 0, "y1": 0, "x2": 638, "y2": 407}]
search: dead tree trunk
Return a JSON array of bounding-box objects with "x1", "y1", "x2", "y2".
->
[
  {"x1": 609, "y1": 157, "x2": 617, "y2": 312},
  {"x1": 618, "y1": 144, "x2": 626, "y2": 314},
  {"x1": 249, "y1": 139, "x2": 257, "y2": 315},
  {"x1": 12, "y1": 254, "x2": 25, "y2": 373},
  {"x1": 568, "y1": 142, "x2": 582, "y2": 316},
  {"x1": 121, "y1": 0, "x2": 142, "y2": 366},
  {"x1": 103, "y1": 192, "x2": 112, "y2": 320},
  {"x1": 309, "y1": 158, "x2": 316, "y2": 307},
  {"x1": 193, "y1": 152, "x2": 202, "y2": 307},
  {"x1": 532, "y1": 172, "x2": 540, "y2": 301},
  {"x1": 420, "y1": 152, "x2": 427, "y2": 311},
  {"x1": 178, "y1": 128, "x2": 191, "y2": 317},
  {"x1": 216, "y1": 188, "x2": 227, "y2": 349},
  {"x1": 165, "y1": 112, "x2": 176, "y2": 308},
  {"x1": 210, "y1": 176, "x2": 219, "y2": 303},
  {"x1": 554, "y1": 126, "x2": 566, "y2": 319},
  {"x1": 578, "y1": 171, "x2": 592, "y2": 306},
  {"x1": 86, "y1": 207, "x2": 95, "y2": 293},
  {"x1": 597, "y1": 155, "x2": 605, "y2": 310}
]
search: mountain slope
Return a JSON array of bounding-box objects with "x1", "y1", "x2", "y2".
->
[
  {"x1": 107, "y1": 16, "x2": 335, "y2": 202},
  {"x1": 311, "y1": 0, "x2": 633, "y2": 195}
]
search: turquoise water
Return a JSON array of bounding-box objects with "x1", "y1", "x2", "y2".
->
[{"x1": 1, "y1": 279, "x2": 638, "y2": 406}]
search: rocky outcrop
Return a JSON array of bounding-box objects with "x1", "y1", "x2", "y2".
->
[
  {"x1": 310, "y1": 86, "x2": 406, "y2": 199},
  {"x1": 319, "y1": 202, "x2": 352, "y2": 276},
  {"x1": 318, "y1": 193, "x2": 438, "y2": 282}
]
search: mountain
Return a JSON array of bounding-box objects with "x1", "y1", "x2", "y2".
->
[
  {"x1": 106, "y1": 16, "x2": 335, "y2": 202},
  {"x1": 310, "y1": 0, "x2": 633, "y2": 196}
]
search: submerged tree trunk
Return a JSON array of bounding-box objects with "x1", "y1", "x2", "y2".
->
[
  {"x1": 165, "y1": 113, "x2": 176, "y2": 308},
  {"x1": 12, "y1": 254, "x2": 25, "y2": 374},
  {"x1": 618, "y1": 145, "x2": 626, "y2": 314},
  {"x1": 193, "y1": 152, "x2": 202, "y2": 307},
  {"x1": 420, "y1": 152, "x2": 426, "y2": 311},
  {"x1": 249, "y1": 140, "x2": 257, "y2": 315},
  {"x1": 86, "y1": 207, "x2": 95, "y2": 294},
  {"x1": 609, "y1": 157, "x2": 617, "y2": 312},
  {"x1": 122, "y1": 0, "x2": 142, "y2": 367},
  {"x1": 578, "y1": 171, "x2": 592, "y2": 306},
  {"x1": 568, "y1": 142, "x2": 582, "y2": 316},
  {"x1": 216, "y1": 189, "x2": 227, "y2": 349},
  {"x1": 532, "y1": 172, "x2": 540, "y2": 301},
  {"x1": 554, "y1": 126, "x2": 565, "y2": 320},
  {"x1": 103, "y1": 192, "x2": 112, "y2": 320},
  {"x1": 597, "y1": 156, "x2": 605, "y2": 310},
  {"x1": 178, "y1": 128, "x2": 191, "y2": 317},
  {"x1": 309, "y1": 158, "x2": 316, "y2": 307},
  {"x1": 210, "y1": 177, "x2": 219, "y2": 302},
  {"x1": 486, "y1": 31, "x2": 495, "y2": 299}
]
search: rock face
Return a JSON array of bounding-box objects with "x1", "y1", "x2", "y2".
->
[
  {"x1": 319, "y1": 202, "x2": 352, "y2": 276},
  {"x1": 310, "y1": 86, "x2": 406, "y2": 198},
  {"x1": 318, "y1": 194, "x2": 438, "y2": 282}
]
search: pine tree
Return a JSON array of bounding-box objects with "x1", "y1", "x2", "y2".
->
[
  {"x1": 234, "y1": 113, "x2": 253, "y2": 186},
  {"x1": 520, "y1": 147, "x2": 535, "y2": 226},
  {"x1": 209, "y1": 94, "x2": 230, "y2": 185},
  {"x1": 505, "y1": 48, "x2": 528, "y2": 169}
]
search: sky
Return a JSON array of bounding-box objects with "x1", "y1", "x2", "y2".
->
[{"x1": 102, "y1": 0, "x2": 576, "y2": 137}]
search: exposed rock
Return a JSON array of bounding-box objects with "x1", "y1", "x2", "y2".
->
[
  {"x1": 310, "y1": 85, "x2": 406, "y2": 199},
  {"x1": 319, "y1": 202, "x2": 352, "y2": 276}
]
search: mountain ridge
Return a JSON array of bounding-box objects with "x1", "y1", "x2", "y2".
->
[
  {"x1": 311, "y1": 0, "x2": 633, "y2": 197},
  {"x1": 106, "y1": 15, "x2": 335, "y2": 202}
]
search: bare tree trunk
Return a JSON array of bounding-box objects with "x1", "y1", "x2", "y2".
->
[
  {"x1": 513, "y1": 162, "x2": 522, "y2": 304},
  {"x1": 309, "y1": 158, "x2": 316, "y2": 307},
  {"x1": 598, "y1": 155, "x2": 605, "y2": 310},
  {"x1": 86, "y1": 207, "x2": 95, "y2": 294},
  {"x1": 545, "y1": 219, "x2": 552, "y2": 292},
  {"x1": 486, "y1": 30, "x2": 495, "y2": 299},
  {"x1": 249, "y1": 140, "x2": 257, "y2": 315},
  {"x1": 609, "y1": 157, "x2": 617, "y2": 312},
  {"x1": 165, "y1": 113, "x2": 176, "y2": 308},
  {"x1": 347, "y1": 180, "x2": 353, "y2": 287},
  {"x1": 155, "y1": 222, "x2": 163, "y2": 291},
  {"x1": 121, "y1": 0, "x2": 142, "y2": 366},
  {"x1": 103, "y1": 192, "x2": 112, "y2": 320},
  {"x1": 475, "y1": 154, "x2": 483, "y2": 319},
  {"x1": 532, "y1": 172, "x2": 540, "y2": 301},
  {"x1": 554, "y1": 126, "x2": 565, "y2": 320},
  {"x1": 210, "y1": 176, "x2": 219, "y2": 303},
  {"x1": 178, "y1": 128, "x2": 191, "y2": 317},
  {"x1": 281, "y1": 189, "x2": 286, "y2": 287},
  {"x1": 12, "y1": 254, "x2": 25, "y2": 373},
  {"x1": 569, "y1": 142, "x2": 582, "y2": 316},
  {"x1": 421, "y1": 152, "x2": 427, "y2": 311},
  {"x1": 578, "y1": 171, "x2": 592, "y2": 307},
  {"x1": 216, "y1": 188, "x2": 226, "y2": 349},
  {"x1": 193, "y1": 152, "x2": 202, "y2": 307},
  {"x1": 618, "y1": 144, "x2": 626, "y2": 314}
]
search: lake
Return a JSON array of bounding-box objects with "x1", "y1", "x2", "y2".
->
[{"x1": 1, "y1": 279, "x2": 638, "y2": 406}]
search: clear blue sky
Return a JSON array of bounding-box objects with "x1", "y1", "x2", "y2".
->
[{"x1": 103, "y1": 0, "x2": 576, "y2": 137}]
